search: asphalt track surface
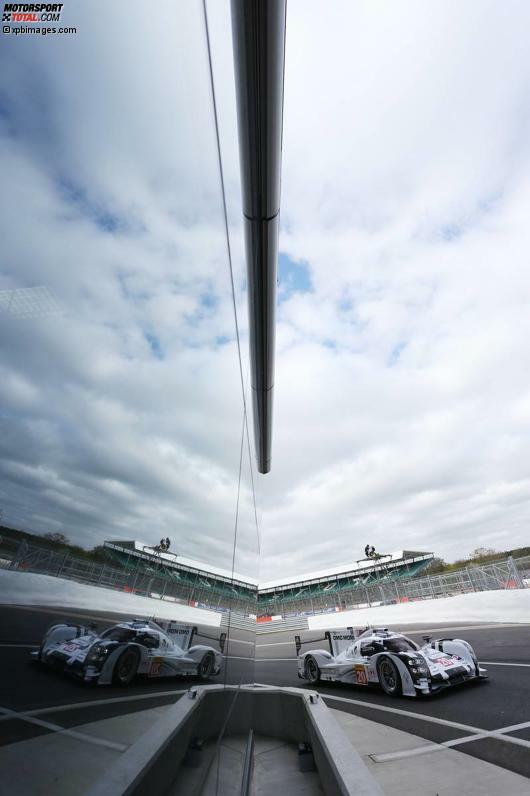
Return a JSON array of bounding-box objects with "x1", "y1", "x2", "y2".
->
[{"x1": 1, "y1": 605, "x2": 529, "y2": 780}]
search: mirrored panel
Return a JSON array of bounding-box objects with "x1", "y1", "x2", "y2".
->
[{"x1": 0, "y1": 0, "x2": 259, "y2": 792}]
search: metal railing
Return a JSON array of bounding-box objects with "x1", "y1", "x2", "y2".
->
[
  {"x1": 3, "y1": 538, "x2": 528, "y2": 618},
  {"x1": 5, "y1": 540, "x2": 258, "y2": 615},
  {"x1": 259, "y1": 555, "x2": 530, "y2": 616}
]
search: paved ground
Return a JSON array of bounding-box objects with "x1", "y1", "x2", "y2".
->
[
  {"x1": 256, "y1": 622, "x2": 530, "y2": 779},
  {"x1": 1, "y1": 605, "x2": 529, "y2": 783}
]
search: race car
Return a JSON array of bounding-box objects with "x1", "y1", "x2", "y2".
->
[
  {"x1": 296, "y1": 626, "x2": 487, "y2": 697},
  {"x1": 32, "y1": 618, "x2": 225, "y2": 686}
]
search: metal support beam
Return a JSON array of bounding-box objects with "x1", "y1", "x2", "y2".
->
[{"x1": 231, "y1": 0, "x2": 286, "y2": 473}]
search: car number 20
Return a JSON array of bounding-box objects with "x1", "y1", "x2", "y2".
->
[
  {"x1": 354, "y1": 664, "x2": 368, "y2": 684},
  {"x1": 149, "y1": 658, "x2": 163, "y2": 676}
]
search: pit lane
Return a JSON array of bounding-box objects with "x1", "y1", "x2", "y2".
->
[{"x1": 1, "y1": 606, "x2": 529, "y2": 779}]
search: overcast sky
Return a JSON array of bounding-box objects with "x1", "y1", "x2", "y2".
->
[{"x1": 2, "y1": 0, "x2": 530, "y2": 582}]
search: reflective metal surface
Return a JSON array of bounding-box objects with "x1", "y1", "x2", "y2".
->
[{"x1": 231, "y1": 0, "x2": 286, "y2": 473}]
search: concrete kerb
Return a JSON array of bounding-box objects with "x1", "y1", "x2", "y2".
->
[
  {"x1": 83, "y1": 685, "x2": 206, "y2": 796},
  {"x1": 83, "y1": 684, "x2": 383, "y2": 796}
]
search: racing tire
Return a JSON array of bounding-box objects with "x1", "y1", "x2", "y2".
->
[
  {"x1": 304, "y1": 656, "x2": 320, "y2": 685},
  {"x1": 113, "y1": 647, "x2": 140, "y2": 686},
  {"x1": 198, "y1": 652, "x2": 215, "y2": 680},
  {"x1": 377, "y1": 656, "x2": 402, "y2": 696}
]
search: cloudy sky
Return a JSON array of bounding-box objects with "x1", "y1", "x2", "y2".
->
[{"x1": 2, "y1": 0, "x2": 530, "y2": 582}]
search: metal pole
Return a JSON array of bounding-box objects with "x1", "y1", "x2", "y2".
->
[
  {"x1": 507, "y1": 556, "x2": 524, "y2": 588},
  {"x1": 241, "y1": 729, "x2": 254, "y2": 796},
  {"x1": 231, "y1": 0, "x2": 286, "y2": 473}
]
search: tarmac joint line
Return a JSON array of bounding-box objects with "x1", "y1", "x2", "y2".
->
[
  {"x1": 0, "y1": 705, "x2": 128, "y2": 752},
  {"x1": 371, "y1": 719, "x2": 530, "y2": 762}
]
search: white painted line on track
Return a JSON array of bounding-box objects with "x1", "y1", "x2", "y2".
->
[
  {"x1": 481, "y1": 661, "x2": 530, "y2": 668},
  {"x1": 323, "y1": 694, "x2": 485, "y2": 734},
  {"x1": 256, "y1": 641, "x2": 293, "y2": 647},
  {"x1": 0, "y1": 643, "x2": 38, "y2": 648},
  {"x1": 0, "y1": 706, "x2": 128, "y2": 752},
  {"x1": 0, "y1": 690, "x2": 188, "y2": 722},
  {"x1": 255, "y1": 658, "x2": 296, "y2": 662},
  {"x1": 326, "y1": 694, "x2": 530, "y2": 756},
  {"x1": 372, "y1": 719, "x2": 530, "y2": 762},
  {"x1": 223, "y1": 655, "x2": 254, "y2": 661},
  {"x1": 224, "y1": 639, "x2": 255, "y2": 646},
  {"x1": 256, "y1": 622, "x2": 530, "y2": 647},
  {"x1": 403, "y1": 622, "x2": 530, "y2": 634}
]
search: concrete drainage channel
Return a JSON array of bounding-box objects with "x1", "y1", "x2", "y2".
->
[{"x1": 84, "y1": 684, "x2": 383, "y2": 796}]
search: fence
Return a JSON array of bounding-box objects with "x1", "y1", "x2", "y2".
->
[
  {"x1": 2, "y1": 538, "x2": 529, "y2": 619},
  {"x1": 260, "y1": 555, "x2": 530, "y2": 616},
  {"x1": 4, "y1": 539, "x2": 258, "y2": 615}
]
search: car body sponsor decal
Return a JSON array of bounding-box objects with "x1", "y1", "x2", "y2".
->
[
  {"x1": 354, "y1": 664, "x2": 368, "y2": 684},
  {"x1": 149, "y1": 657, "x2": 163, "y2": 676}
]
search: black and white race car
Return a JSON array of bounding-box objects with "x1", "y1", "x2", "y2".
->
[
  {"x1": 296, "y1": 626, "x2": 488, "y2": 697},
  {"x1": 32, "y1": 618, "x2": 225, "y2": 686}
]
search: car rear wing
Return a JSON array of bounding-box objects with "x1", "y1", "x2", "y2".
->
[
  {"x1": 295, "y1": 627, "x2": 360, "y2": 657},
  {"x1": 154, "y1": 619, "x2": 226, "y2": 654},
  {"x1": 154, "y1": 621, "x2": 197, "y2": 650}
]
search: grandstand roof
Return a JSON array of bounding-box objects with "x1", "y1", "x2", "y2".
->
[
  {"x1": 105, "y1": 540, "x2": 258, "y2": 587},
  {"x1": 259, "y1": 550, "x2": 433, "y2": 592},
  {"x1": 104, "y1": 541, "x2": 431, "y2": 593}
]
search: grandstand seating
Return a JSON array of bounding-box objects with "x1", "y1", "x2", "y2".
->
[
  {"x1": 102, "y1": 544, "x2": 257, "y2": 612},
  {"x1": 257, "y1": 558, "x2": 432, "y2": 614},
  {"x1": 101, "y1": 542, "x2": 432, "y2": 616}
]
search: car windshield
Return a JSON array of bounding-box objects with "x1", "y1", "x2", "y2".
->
[
  {"x1": 100, "y1": 627, "x2": 137, "y2": 643},
  {"x1": 383, "y1": 638, "x2": 418, "y2": 653}
]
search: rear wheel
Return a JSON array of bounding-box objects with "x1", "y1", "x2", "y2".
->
[
  {"x1": 304, "y1": 656, "x2": 320, "y2": 685},
  {"x1": 198, "y1": 652, "x2": 215, "y2": 680},
  {"x1": 113, "y1": 647, "x2": 140, "y2": 686},
  {"x1": 377, "y1": 656, "x2": 402, "y2": 696}
]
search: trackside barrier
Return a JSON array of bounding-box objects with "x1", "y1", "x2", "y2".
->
[
  {"x1": 256, "y1": 615, "x2": 309, "y2": 633},
  {"x1": 84, "y1": 685, "x2": 384, "y2": 796},
  {"x1": 220, "y1": 612, "x2": 256, "y2": 632},
  {"x1": 260, "y1": 555, "x2": 530, "y2": 617},
  {"x1": 7, "y1": 540, "x2": 257, "y2": 614},
  {"x1": 4, "y1": 538, "x2": 530, "y2": 619}
]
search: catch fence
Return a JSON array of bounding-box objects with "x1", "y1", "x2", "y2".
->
[
  {"x1": 3, "y1": 539, "x2": 257, "y2": 615},
  {"x1": 2, "y1": 537, "x2": 528, "y2": 618}
]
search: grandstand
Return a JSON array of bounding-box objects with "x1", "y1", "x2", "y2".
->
[
  {"x1": 103, "y1": 541, "x2": 258, "y2": 614},
  {"x1": 257, "y1": 550, "x2": 433, "y2": 616},
  {"x1": 103, "y1": 541, "x2": 432, "y2": 617}
]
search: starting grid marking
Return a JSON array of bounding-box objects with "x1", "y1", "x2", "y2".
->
[
  {"x1": 324, "y1": 694, "x2": 530, "y2": 759},
  {"x1": 0, "y1": 705, "x2": 129, "y2": 752},
  {"x1": 0, "y1": 690, "x2": 188, "y2": 724},
  {"x1": 371, "y1": 719, "x2": 530, "y2": 762}
]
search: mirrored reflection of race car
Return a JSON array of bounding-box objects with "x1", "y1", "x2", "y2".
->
[
  {"x1": 32, "y1": 618, "x2": 225, "y2": 686},
  {"x1": 296, "y1": 627, "x2": 488, "y2": 697}
]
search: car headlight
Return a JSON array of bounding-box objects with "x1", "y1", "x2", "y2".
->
[
  {"x1": 407, "y1": 658, "x2": 428, "y2": 675},
  {"x1": 86, "y1": 644, "x2": 110, "y2": 664}
]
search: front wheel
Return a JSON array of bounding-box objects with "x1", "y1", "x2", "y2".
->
[
  {"x1": 198, "y1": 652, "x2": 215, "y2": 680},
  {"x1": 377, "y1": 656, "x2": 402, "y2": 696},
  {"x1": 304, "y1": 656, "x2": 320, "y2": 685},
  {"x1": 113, "y1": 647, "x2": 140, "y2": 686}
]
